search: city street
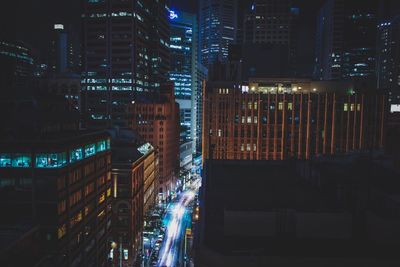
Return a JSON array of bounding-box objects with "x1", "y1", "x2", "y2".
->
[{"x1": 157, "y1": 190, "x2": 195, "y2": 267}]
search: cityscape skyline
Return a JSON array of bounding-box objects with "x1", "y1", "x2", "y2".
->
[{"x1": 1, "y1": 1, "x2": 400, "y2": 267}]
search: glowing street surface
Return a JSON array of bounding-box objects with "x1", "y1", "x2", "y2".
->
[{"x1": 157, "y1": 190, "x2": 196, "y2": 267}]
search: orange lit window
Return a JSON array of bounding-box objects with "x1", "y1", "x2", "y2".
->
[
  {"x1": 58, "y1": 224, "x2": 67, "y2": 239},
  {"x1": 70, "y1": 211, "x2": 83, "y2": 228},
  {"x1": 98, "y1": 192, "x2": 106, "y2": 204},
  {"x1": 107, "y1": 188, "x2": 111, "y2": 197}
]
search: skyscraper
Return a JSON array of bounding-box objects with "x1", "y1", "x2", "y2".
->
[
  {"x1": 376, "y1": 0, "x2": 400, "y2": 103},
  {"x1": 49, "y1": 24, "x2": 81, "y2": 74},
  {"x1": 199, "y1": 0, "x2": 238, "y2": 66},
  {"x1": 82, "y1": 0, "x2": 170, "y2": 128},
  {"x1": 169, "y1": 9, "x2": 198, "y2": 152},
  {"x1": 314, "y1": 0, "x2": 377, "y2": 81}
]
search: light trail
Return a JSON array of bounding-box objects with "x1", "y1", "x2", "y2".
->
[{"x1": 157, "y1": 190, "x2": 196, "y2": 267}]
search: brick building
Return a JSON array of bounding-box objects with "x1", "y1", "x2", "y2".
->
[
  {"x1": 203, "y1": 78, "x2": 386, "y2": 161},
  {"x1": 129, "y1": 83, "x2": 180, "y2": 201}
]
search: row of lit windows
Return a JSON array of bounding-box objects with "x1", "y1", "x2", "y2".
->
[{"x1": 0, "y1": 139, "x2": 110, "y2": 168}]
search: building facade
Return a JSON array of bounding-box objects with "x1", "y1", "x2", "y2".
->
[
  {"x1": 0, "y1": 132, "x2": 113, "y2": 267},
  {"x1": 110, "y1": 127, "x2": 157, "y2": 266},
  {"x1": 199, "y1": 0, "x2": 238, "y2": 66},
  {"x1": 0, "y1": 41, "x2": 34, "y2": 91},
  {"x1": 169, "y1": 10, "x2": 198, "y2": 150},
  {"x1": 203, "y1": 79, "x2": 386, "y2": 161},
  {"x1": 314, "y1": 0, "x2": 377, "y2": 81},
  {"x1": 81, "y1": 0, "x2": 170, "y2": 128},
  {"x1": 128, "y1": 83, "x2": 179, "y2": 201}
]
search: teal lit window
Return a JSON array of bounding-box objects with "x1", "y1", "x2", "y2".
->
[
  {"x1": 97, "y1": 140, "x2": 106, "y2": 152},
  {"x1": 106, "y1": 139, "x2": 111, "y2": 149},
  {"x1": 70, "y1": 148, "x2": 83, "y2": 163},
  {"x1": 11, "y1": 154, "x2": 31, "y2": 168},
  {"x1": 0, "y1": 154, "x2": 12, "y2": 167},
  {"x1": 84, "y1": 144, "x2": 96, "y2": 158},
  {"x1": 36, "y1": 153, "x2": 67, "y2": 168}
]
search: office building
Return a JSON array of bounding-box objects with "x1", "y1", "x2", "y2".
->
[
  {"x1": 376, "y1": 1, "x2": 400, "y2": 103},
  {"x1": 128, "y1": 83, "x2": 180, "y2": 201},
  {"x1": 199, "y1": 0, "x2": 238, "y2": 66},
  {"x1": 49, "y1": 23, "x2": 80, "y2": 74},
  {"x1": 202, "y1": 78, "x2": 386, "y2": 161},
  {"x1": 196, "y1": 64, "x2": 208, "y2": 153},
  {"x1": 196, "y1": 158, "x2": 400, "y2": 266},
  {"x1": 169, "y1": 10, "x2": 198, "y2": 149},
  {"x1": 314, "y1": 0, "x2": 377, "y2": 81},
  {"x1": 0, "y1": 41, "x2": 34, "y2": 91},
  {"x1": 109, "y1": 128, "x2": 157, "y2": 266},
  {"x1": 81, "y1": 0, "x2": 170, "y2": 128},
  {"x1": 0, "y1": 90, "x2": 114, "y2": 267}
]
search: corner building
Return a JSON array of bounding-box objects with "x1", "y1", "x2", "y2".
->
[
  {"x1": 128, "y1": 83, "x2": 179, "y2": 201},
  {"x1": 203, "y1": 79, "x2": 386, "y2": 161},
  {"x1": 0, "y1": 132, "x2": 112, "y2": 267}
]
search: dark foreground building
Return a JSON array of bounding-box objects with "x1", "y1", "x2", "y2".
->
[
  {"x1": 0, "y1": 95, "x2": 113, "y2": 267},
  {"x1": 195, "y1": 157, "x2": 400, "y2": 266}
]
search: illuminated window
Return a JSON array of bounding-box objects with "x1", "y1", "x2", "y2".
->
[
  {"x1": 58, "y1": 224, "x2": 67, "y2": 239},
  {"x1": 218, "y1": 129, "x2": 222, "y2": 137},
  {"x1": 344, "y1": 103, "x2": 348, "y2": 111},
  {"x1": 288, "y1": 103, "x2": 293, "y2": 110},
  {"x1": 253, "y1": 144, "x2": 257, "y2": 151},
  {"x1": 98, "y1": 192, "x2": 106, "y2": 204},
  {"x1": 247, "y1": 116, "x2": 252, "y2": 123},
  {"x1": 36, "y1": 153, "x2": 67, "y2": 168},
  {"x1": 241, "y1": 144, "x2": 244, "y2": 151},
  {"x1": 241, "y1": 116, "x2": 245, "y2": 123},
  {"x1": 254, "y1": 102, "x2": 258, "y2": 110},
  {"x1": 357, "y1": 104, "x2": 361, "y2": 111},
  {"x1": 97, "y1": 209, "x2": 106, "y2": 220},
  {"x1": 107, "y1": 188, "x2": 111, "y2": 197},
  {"x1": 247, "y1": 144, "x2": 251, "y2": 151},
  {"x1": 84, "y1": 144, "x2": 96, "y2": 158},
  {"x1": 11, "y1": 154, "x2": 31, "y2": 168},
  {"x1": 70, "y1": 148, "x2": 83, "y2": 163},
  {"x1": 254, "y1": 116, "x2": 258, "y2": 124},
  {"x1": 70, "y1": 211, "x2": 83, "y2": 228},
  {"x1": 248, "y1": 102, "x2": 252, "y2": 110},
  {"x1": 0, "y1": 154, "x2": 11, "y2": 167},
  {"x1": 97, "y1": 140, "x2": 106, "y2": 152},
  {"x1": 350, "y1": 104, "x2": 355, "y2": 111},
  {"x1": 98, "y1": 175, "x2": 106, "y2": 187},
  {"x1": 278, "y1": 102, "x2": 283, "y2": 110}
]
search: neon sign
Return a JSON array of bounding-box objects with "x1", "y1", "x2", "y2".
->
[{"x1": 169, "y1": 10, "x2": 178, "y2": 20}]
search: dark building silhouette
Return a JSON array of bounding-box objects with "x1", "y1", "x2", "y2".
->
[
  {"x1": 0, "y1": 94, "x2": 113, "y2": 267},
  {"x1": 196, "y1": 158, "x2": 400, "y2": 266},
  {"x1": 314, "y1": 0, "x2": 377, "y2": 81}
]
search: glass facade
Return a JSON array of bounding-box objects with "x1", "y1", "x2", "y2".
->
[
  {"x1": 36, "y1": 153, "x2": 67, "y2": 168},
  {"x1": 0, "y1": 139, "x2": 110, "y2": 168},
  {"x1": 0, "y1": 153, "x2": 31, "y2": 168},
  {"x1": 70, "y1": 148, "x2": 83, "y2": 163}
]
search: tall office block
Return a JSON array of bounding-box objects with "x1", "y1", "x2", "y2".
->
[
  {"x1": 196, "y1": 63, "x2": 208, "y2": 154},
  {"x1": 169, "y1": 10, "x2": 198, "y2": 153},
  {"x1": 199, "y1": 0, "x2": 238, "y2": 66},
  {"x1": 49, "y1": 24, "x2": 81, "y2": 74},
  {"x1": 82, "y1": 0, "x2": 170, "y2": 128},
  {"x1": 377, "y1": 1, "x2": 400, "y2": 103},
  {"x1": 0, "y1": 41, "x2": 34, "y2": 91},
  {"x1": 203, "y1": 79, "x2": 386, "y2": 161},
  {"x1": 314, "y1": 0, "x2": 377, "y2": 81}
]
